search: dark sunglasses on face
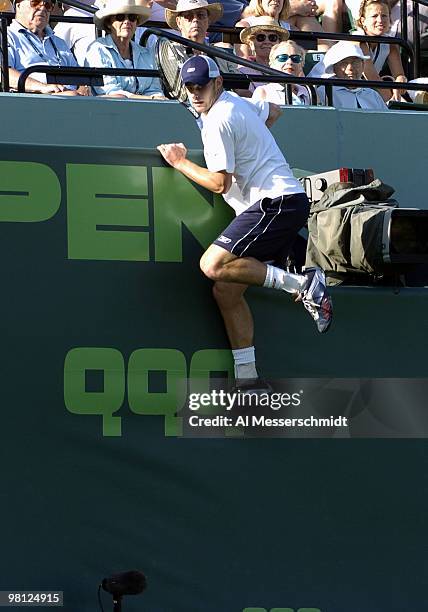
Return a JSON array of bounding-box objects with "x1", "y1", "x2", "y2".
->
[
  {"x1": 255, "y1": 33, "x2": 280, "y2": 43},
  {"x1": 24, "y1": 0, "x2": 55, "y2": 10},
  {"x1": 113, "y1": 13, "x2": 139, "y2": 22},
  {"x1": 275, "y1": 53, "x2": 303, "y2": 63}
]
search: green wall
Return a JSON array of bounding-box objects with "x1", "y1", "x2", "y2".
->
[
  {"x1": 1, "y1": 92, "x2": 427, "y2": 208},
  {"x1": 0, "y1": 97, "x2": 427, "y2": 612}
]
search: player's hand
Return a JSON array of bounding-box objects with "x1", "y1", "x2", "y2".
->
[{"x1": 157, "y1": 143, "x2": 188, "y2": 167}]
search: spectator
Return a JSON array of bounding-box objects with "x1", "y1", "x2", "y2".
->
[
  {"x1": 54, "y1": 0, "x2": 98, "y2": 66},
  {"x1": 85, "y1": 0, "x2": 166, "y2": 98},
  {"x1": 239, "y1": 16, "x2": 289, "y2": 90},
  {"x1": 164, "y1": 0, "x2": 224, "y2": 56},
  {"x1": 164, "y1": 0, "x2": 249, "y2": 95},
  {"x1": 56, "y1": 0, "x2": 178, "y2": 60},
  {"x1": 345, "y1": 0, "x2": 428, "y2": 41},
  {"x1": 252, "y1": 39, "x2": 311, "y2": 103},
  {"x1": 354, "y1": 0, "x2": 406, "y2": 101},
  {"x1": 318, "y1": 40, "x2": 388, "y2": 109},
  {"x1": 236, "y1": 0, "x2": 291, "y2": 58},
  {"x1": 7, "y1": 0, "x2": 84, "y2": 94},
  {"x1": 239, "y1": 0, "x2": 291, "y2": 29}
]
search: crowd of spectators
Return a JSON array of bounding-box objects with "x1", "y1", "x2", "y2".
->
[{"x1": 1, "y1": 0, "x2": 427, "y2": 108}]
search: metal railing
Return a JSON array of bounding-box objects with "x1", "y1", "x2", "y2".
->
[
  {"x1": 15, "y1": 61, "x2": 428, "y2": 110},
  {"x1": 399, "y1": 0, "x2": 428, "y2": 76}
]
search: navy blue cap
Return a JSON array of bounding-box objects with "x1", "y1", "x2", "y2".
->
[{"x1": 180, "y1": 55, "x2": 220, "y2": 86}]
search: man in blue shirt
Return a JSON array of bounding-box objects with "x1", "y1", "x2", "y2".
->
[{"x1": 8, "y1": 0, "x2": 83, "y2": 94}]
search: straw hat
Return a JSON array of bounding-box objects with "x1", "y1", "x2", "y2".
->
[
  {"x1": 323, "y1": 41, "x2": 370, "y2": 74},
  {"x1": 240, "y1": 16, "x2": 289, "y2": 45},
  {"x1": 165, "y1": 0, "x2": 223, "y2": 30},
  {"x1": 94, "y1": 0, "x2": 151, "y2": 30}
]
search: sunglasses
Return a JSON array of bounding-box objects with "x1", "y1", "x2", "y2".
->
[
  {"x1": 113, "y1": 13, "x2": 139, "y2": 22},
  {"x1": 23, "y1": 0, "x2": 55, "y2": 9},
  {"x1": 275, "y1": 53, "x2": 303, "y2": 63},
  {"x1": 255, "y1": 33, "x2": 280, "y2": 43}
]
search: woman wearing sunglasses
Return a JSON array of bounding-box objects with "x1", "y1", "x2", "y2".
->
[
  {"x1": 236, "y1": 0, "x2": 291, "y2": 58},
  {"x1": 238, "y1": 17, "x2": 289, "y2": 90},
  {"x1": 85, "y1": 0, "x2": 166, "y2": 99},
  {"x1": 252, "y1": 39, "x2": 311, "y2": 105}
]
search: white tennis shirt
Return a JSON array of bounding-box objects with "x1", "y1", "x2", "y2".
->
[{"x1": 200, "y1": 91, "x2": 304, "y2": 212}]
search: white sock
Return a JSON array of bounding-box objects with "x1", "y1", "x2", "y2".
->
[
  {"x1": 263, "y1": 264, "x2": 306, "y2": 294},
  {"x1": 232, "y1": 346, "x2": 258, "y2": 379}
]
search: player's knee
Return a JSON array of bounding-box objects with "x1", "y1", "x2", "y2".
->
[{"x1": 200, "y1": 255, "x2": 223, "y2": 281}]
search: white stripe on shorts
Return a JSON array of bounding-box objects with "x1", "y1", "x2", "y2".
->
[{"x1": 234, "y1": 195, "x2": 284, "y2": 257}]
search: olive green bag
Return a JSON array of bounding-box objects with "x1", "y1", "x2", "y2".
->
[{"x1": 305, "y1": 179, "x2": 398, "y2": 285}]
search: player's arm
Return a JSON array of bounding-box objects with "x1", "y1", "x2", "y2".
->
[
  {"x1": 266, "y1": 102, "x2": 282, "y2": 128},
  {"x1": 250, "y1": 98, "x2": 282, "y2": 128},
  {"x1": 157, "y1": 143, "x2": 232, "y2": 194}
]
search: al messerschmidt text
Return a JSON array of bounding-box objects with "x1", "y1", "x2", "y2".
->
[{"x1": 188, "y1": 416, "x2": 349, "y2": 427}]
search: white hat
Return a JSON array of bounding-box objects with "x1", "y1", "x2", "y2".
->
[
  {"x1": 323, "y1": 41, "x2": 370, "y2": 74},
  {"x1": 240, "y1": 16, "x2": 290, "y2": 45},
  {"x1": 94, "y1": 0, "x2": 151, "y2": 30},
  {"x1": 165, "y1": 0, "x2": 223, "y2": 30}
]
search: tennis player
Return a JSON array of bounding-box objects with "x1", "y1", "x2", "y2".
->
[{"x1": 157, "y1": 55, "x2": 332, "y2": 392}]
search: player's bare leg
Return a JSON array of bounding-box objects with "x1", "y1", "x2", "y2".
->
[
  {"x1": 200, "y1": 244, "x2": 266, "y2": 285},
  {"x1": 212, "y1": 280, "x2": 267, "y2": 388},
  {"x1": 200, "y1": 244, "x2": 306, "y2": 294},
  {"x1": 201, "y1": 243, "x2": 333, "y2": 338},
  {"x1": 212, "y1": 281, "x2": 252, "y2": 349}
]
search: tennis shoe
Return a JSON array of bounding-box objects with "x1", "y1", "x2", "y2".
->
[{"x1": 298, "y1": 267, "x2": 333, "y2": 333}]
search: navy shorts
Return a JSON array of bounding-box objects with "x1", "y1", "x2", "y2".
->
[{"x1": 213, "y1": 193, "x2": 310, "y2": 264}]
